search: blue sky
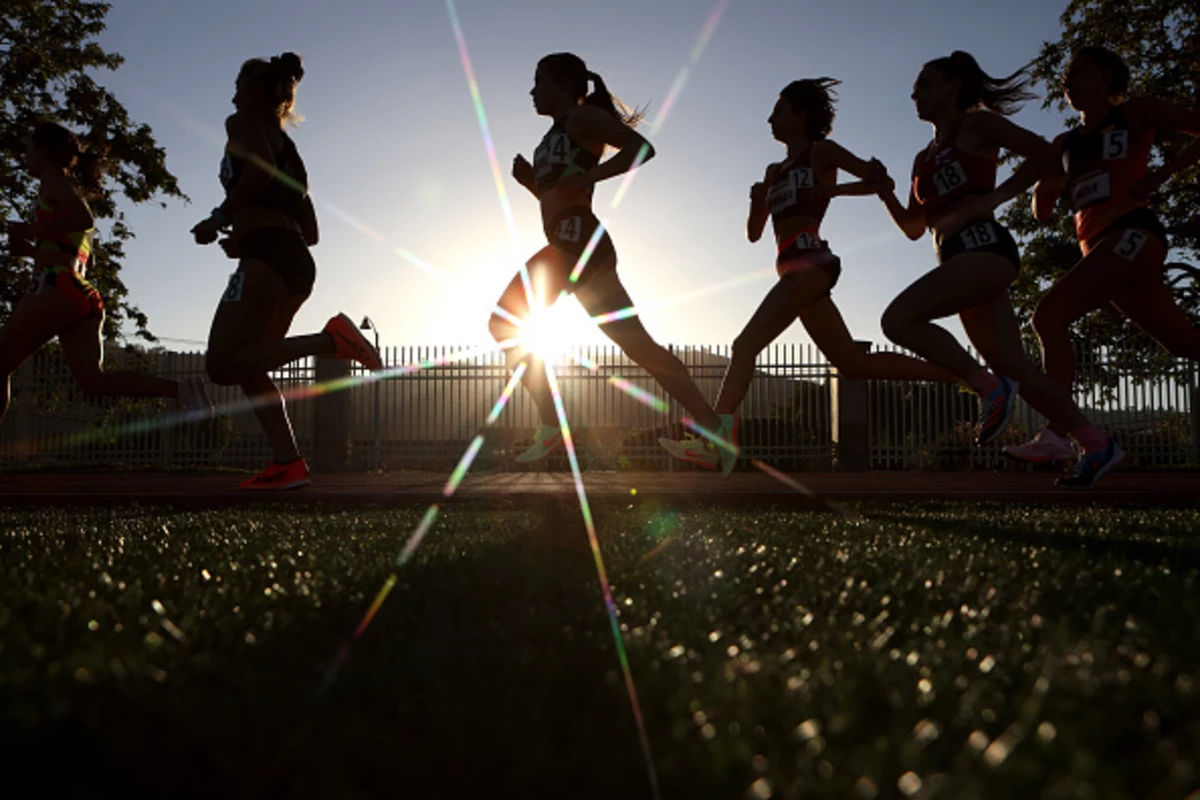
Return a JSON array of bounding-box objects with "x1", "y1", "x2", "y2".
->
[{"x1": 96, "y1": 0, "x2": 1072, "y2": 353}]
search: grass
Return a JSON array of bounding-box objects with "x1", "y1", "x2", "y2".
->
[{"x1": 1, "y1": 501, "x2": 1199, "y2": 799}]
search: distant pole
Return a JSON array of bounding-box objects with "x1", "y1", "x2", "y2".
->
[{"x1": 361, "y1": 317, "x2": 382, "y2": 472}]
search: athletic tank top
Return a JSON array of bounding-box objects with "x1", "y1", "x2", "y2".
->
[
  {"x1": 532, "y1": 119, "x2": 601, "y2": 193},
  {"x1": 767, "y1": 145, "x2": 830, "y2": 229},
  {"x1": 35, "y1": 195, "x2": 93, "y2": 267},
  {"x1": 1061, "y1": 105, "x2": 1154, "y2": 246},
  {"x1": 219, "y1": 129, "x2": 309, "y2": 219},
  {"x1": 912, "y1": 116, "x2": 997, "y2": 218}
]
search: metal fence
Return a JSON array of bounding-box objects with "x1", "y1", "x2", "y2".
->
[{"x1": 2, "y1": 342, "x2": 1197, "y2": 471}]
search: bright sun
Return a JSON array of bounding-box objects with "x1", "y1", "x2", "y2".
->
[{"x1": 517, "y1": 298, "x2": 587, "y2": 363}]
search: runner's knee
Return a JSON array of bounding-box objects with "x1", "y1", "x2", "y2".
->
[
  {"x1": 731, "y1": 330, "x2": 770, "y2": 365},
  {"x1": 880, "y1": 305, "x2": 914, "y2": 345},
  {"x1": 206, "y1": 353, "x2": 240, "y2": 386}
]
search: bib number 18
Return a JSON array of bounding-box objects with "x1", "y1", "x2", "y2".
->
[{"x1": 959, "y1": 222, "x2": 997, "y2": 251}]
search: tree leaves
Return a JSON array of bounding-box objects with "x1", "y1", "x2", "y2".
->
[
  {"x1": 1000, "y1": 0, "x2": 1200, "y2": 391},
  {"x1": 0, "y1": 0, "x2": 185, "y2": 343}
]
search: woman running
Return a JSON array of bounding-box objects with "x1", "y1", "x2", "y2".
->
[
  {"x1": 191, "y1": 52, "x2": 381, "y2": 490},
  {"x1": 493, "y1": 52, "x2": 737, "y2": 473},
  {"x1": 874, "y1": 51, "x2": 1121, "y2": 488},
  {"x1": 1006, "y1": 46, "x2": 1200, "y2": 463},
  {"x1": 658, "y1": 78, "x2": 959, "y2": 470},
  {"x1": 1, "y1": 122, "x2": 210, "y2": 424}
]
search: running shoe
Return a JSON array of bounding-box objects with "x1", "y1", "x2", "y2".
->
[
  {"x1": 1004, "y1": 427, "x2": 1076, "y2": 463},
  {"x1": 715, "y1": 413, "x2": 740, "y2": 479},
  {"x1": 324, "y1": 313, "x2": 383, "y2": 371},
  {"x1": 1056, "y1": 438, "x2": 1124, "y2": 489},
  {"x1": 975, "y1": 375, "x2": 1018, "y2": 447},
  {"x1": 657, "y1": 434, "x2": 719, "y2": 469},
  {"x1": 178, "y1": 376, "x2": 214, "y2": 422},
  {"x1": 239, "y1": 458, "x2": 311, "y2": 491},
  {"x1": 515, "y1": 424, "x2": 564, "y2": 463}
]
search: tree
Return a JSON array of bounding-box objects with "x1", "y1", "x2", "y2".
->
[
  {"x1": 1000, "y1": 0, "x2": 1200, "y2": 392},
  {"x1": 0, "y1": 0, "x2": 185, "y2": 342}
]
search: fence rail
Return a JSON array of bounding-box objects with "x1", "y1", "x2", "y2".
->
[{"x1": 2, "y1": 342, "x2": 1196, "y2": 472}]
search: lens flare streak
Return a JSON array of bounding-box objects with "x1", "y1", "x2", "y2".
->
[{"x1": 541, "y1": 360, "x2": 661, "y2": 800}]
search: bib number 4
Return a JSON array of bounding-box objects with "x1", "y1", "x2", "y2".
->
[{"x1": 555, "y1": 215, "x2": 583, "y2": 244}]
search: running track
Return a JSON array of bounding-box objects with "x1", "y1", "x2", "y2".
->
[{"x1": 1, "y1": 470, "x2": 1196, "y2": 507}]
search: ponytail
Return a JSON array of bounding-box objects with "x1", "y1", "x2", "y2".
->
[
  {"x1": 538, "y1": 53, "x2": 644, "y2": 127},
  {"x1": 926, "y1": 50, "x2": 1036, "y2": 116},
  {"x1": 238, "y1": 51, "x2": 305, "y2": 125}
]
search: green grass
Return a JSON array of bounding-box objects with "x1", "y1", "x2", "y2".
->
[{"x1": 2, "y1": 502, "x2": 1199, "y2": 799}]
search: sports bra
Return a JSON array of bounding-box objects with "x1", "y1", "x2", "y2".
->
[
  {"x1": 912, "y1": 116, "x2": 997, "y2": 219},
  {"x1": 219, "y1": 129, "x2": 309, "y2": 220},
  {"x1": 532, "y1": 118, "x2": 601, "y2": 193},
  {"x1": 766, "y1": 144, "x2": 830, "y2": 230},
  {"x1": 35, "y1": 195, "x2": 92, "y2": 267},
  {"x1": 1060, "y1": 104, "x2": 1154, "y2": 245}
]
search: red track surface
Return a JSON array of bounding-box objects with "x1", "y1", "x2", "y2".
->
[{"x1": 1, "y1": 469, "x2": 1196, "y2": 507}]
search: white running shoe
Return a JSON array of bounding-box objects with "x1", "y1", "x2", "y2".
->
[
  {"x1": 1004, "y1": 427, "x2": 1077, "y2": 463},
  {"x1": 658, "y1": 434, "x2": 719, "y2": 469},
  {"x1": 178, "y1": 376, "x2": 213, "y2": 422},
  {"x1": 515, "y1": 424, "x2": 564, "y2": 463}
]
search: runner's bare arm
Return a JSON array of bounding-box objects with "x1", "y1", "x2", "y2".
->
[
  {"x1": 876, "y1": 156, "x2": 926, "y2": 241},
  {"x1": 1032, "y1": 132, "x2": 1068, "y2": 223},
  {"x1": 563, "y1": 105, "x2": 655, "y2": 186},
  {"x1": 747, "y1": 163, "x2": 778, "y2": 243}
]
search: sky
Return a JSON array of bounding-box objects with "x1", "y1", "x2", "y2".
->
[{"x1": 93, "y1": 0, "x2": 1074, "y2": 354}]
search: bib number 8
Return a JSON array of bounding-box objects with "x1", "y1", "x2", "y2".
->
[
  {"x1": 959, "y1": 222, "x2": 997, "y2": 251},
  {"x1": 222, "y1": 272, "x2": 245, "y2": 303},
  {"x1": 933, "y1": 162, "x2": 967, "y2": 195}
]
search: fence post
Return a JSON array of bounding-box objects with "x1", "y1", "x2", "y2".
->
[
  {"x1": 1190, "y1": 364, "x2": 1199, "y2": 465},
  {"x1": 313, "y1": 355, "x2": 351, "y2": 473},
  {"x1": 14, "y1": 359, "x2": 34, "y2": 463},
  {"x1": 831, "y1": 340, "x2": 871, "y2": 471}
]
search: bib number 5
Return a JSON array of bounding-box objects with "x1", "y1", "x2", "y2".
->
[{"x1": 1113, "y1": 229, "x2": 1148, "y2": 262}]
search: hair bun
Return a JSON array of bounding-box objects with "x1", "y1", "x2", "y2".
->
[{"x1": 275, "y1": 52, "x2": 305, "y2": 82}]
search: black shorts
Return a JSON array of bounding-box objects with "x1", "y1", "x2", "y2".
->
[
  {"x1": 1092, "y1": 207, "x2": 1169, "y2": 257},
  {"x1": 776, "y1": 231, "x2": 841, "y2": 296},
  {"x1": 543, "y1": 208, "x2": 617, "y2": 288},
  {"x1": 236, "y1": 226, "x2": 316, "y2": 296},
  {"x1": 934, "y1": 220, "x2": 1021, "y2": 269}
]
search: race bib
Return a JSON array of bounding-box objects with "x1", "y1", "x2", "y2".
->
[
  {"x1": 222, "y1": 271, "x2": 245, "y2": 303},
  {"x1": 767, "y1": 168, "x2": 815, "y2": 214},
  {"x1": 788, "y1": 231, "x2": 822, "y2": 251},
  {"x1": 555, "y1": 215, "x2": 583, "y2": 244},
  {"x1": 1069, "y1": 171, "x2": 1110, "y2": 211},
  {"x1": 27, "y1": 271, "x2": 46, "y2": 296},
  {"x1": 959, "y1": 221, "x2": 998, "y2": 251},
  {"x1": 218, "y1": 153, "x2": 235, "y2": 190},
  {"x1": 534, "y1": 133, "x2": 572, "y2": 168},
  {"x1": 1113, "y1": 228, "x2": 1149, "y2": 262},
  {"x1": 932, "y1": 161, "x2": 968, "y2": 196},
  {"x1": 1102, "y1": 130, "x2": 1129, "y2": 161}
]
